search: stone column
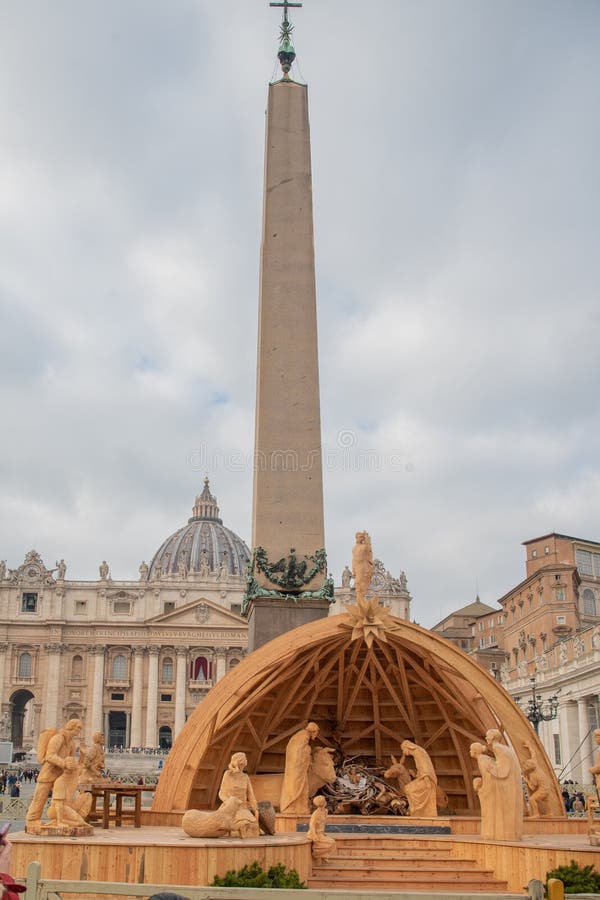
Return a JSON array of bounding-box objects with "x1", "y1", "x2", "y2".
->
[
  {"x1": 90, "y1": 647, "x2": 106, "y2": 740},
  {"x1": 215, "y1": 648, "x2": 227, "y2": 682},
  {"x1": 577, "y1": 696, "x2": 592, "y2": 783},
  {"x1": 174, "y1": 650, "x2": 188, "y2": 737},
  {"x1": 145, "y1": 647, "x2": 160, "y2": 748},
  {"x1": 558, "y1": 701, "x2": 579, "y2": 781},
  {"x1": 43, "y1": 644, "x2": 64, "y2": 729},
  {"x1": 0, "y1": 644, "x2": 8, "y2": 715},
  {"x1": 130, "y1": 648, "x2": 145, "y2": 748}
]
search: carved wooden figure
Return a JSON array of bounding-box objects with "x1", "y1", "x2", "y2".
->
[
  {"x1": 522, "y1": 740, "x2": 551, "y2": 817},
  {"x1": 352, "y1": 532, "x2": 373, "y2": 603},
  {"x1": 182, "y1": 797, "x2": 243, "y2": 838},
  {"x1": 400, "y1": 740, "x2": 438, "y2": 817},
  {"x1": 279, "y1": 722, "x2": 320, "y2": 814},
  {"x1": 471, "y1": 730, "x2": 523, "y2": 841},
  {"x1": 26, "y1": 718, "x2": 83, "y2": 832},
  {"x1": 44, "y1": 757, "x2": 92, "y2": 833},
  {"x1": 218, "y1": 752, "x2": 260, "y2": 838},
  {"x1": 383, "y1": 755, "x2": 413, "y2": 795},
  {"x1": 79, "y1": 731, "x2": 106, "y2": 785},
  {"x1": 307, "y1": 796, "x2": 336, "y2": 861},
  {"x1": 589, "y1": 728, "x2": 600, "y2": 789},
  {"x1": 250, "y1": 746, "x2": 336, "y2": 810}
]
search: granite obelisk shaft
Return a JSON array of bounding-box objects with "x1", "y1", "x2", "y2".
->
[{"x1": 248, "y1": 80, "x2": 328, "y2": 648}]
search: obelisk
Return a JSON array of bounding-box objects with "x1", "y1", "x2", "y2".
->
[{"x1": 244, "y1": 2, "x2": 332, "y2": 649}]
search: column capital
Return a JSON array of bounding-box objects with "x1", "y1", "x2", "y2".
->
[
  {"x1": 132, "y1": 646, "x2": 147, "y2": 657},
  {"x1": 91, "y1": 646, "x2": 106, "y2": 657},
  {"x1": 214, "y1": 647, "x2": 227, "y2": 658},
  {"x1": 44, "y1": 642, "x2": 66, "y2": 654},
  {"x1": 0, "y1": 643, "x2": 8, "y2": 654},
  {"x1": 147, "y1": 646, "x2": 161, "y2": 657}
]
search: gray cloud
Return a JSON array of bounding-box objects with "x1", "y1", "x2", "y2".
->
[{"x1": 1, "y1": 1, "x2": 599, "y2": 625}]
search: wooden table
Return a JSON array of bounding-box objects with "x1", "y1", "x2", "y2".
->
[{"x1": 87, "y1": 783, "x2": 156, "y2": 829}]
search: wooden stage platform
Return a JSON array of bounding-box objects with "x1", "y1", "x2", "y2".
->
[{"x1": 10, "y1": 816, "x2": 599, "y2": 895}]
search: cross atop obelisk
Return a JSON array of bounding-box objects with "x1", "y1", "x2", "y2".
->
[
  {"x1": 270, "y1": 1, "x2": 303, "y2": 78},
  {"x1": 244, "y1": 2, "x2": 331, "y2": 648}
]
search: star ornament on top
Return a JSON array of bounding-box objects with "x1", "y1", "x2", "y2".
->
[{"x1": 340, "y1": 595, "x2": 399, "y2": 648}]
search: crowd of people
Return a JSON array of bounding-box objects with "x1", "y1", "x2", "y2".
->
[
  {"x1": 561, "y1": 782, "x2": 589, "y2": 815},
  {"x1": 0, "y1": 770, "x2": 38, "y2": 798}
]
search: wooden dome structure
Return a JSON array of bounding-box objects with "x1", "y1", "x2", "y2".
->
[{"x1": 152, "y1": 612, "x2": 564, "y2": 816}]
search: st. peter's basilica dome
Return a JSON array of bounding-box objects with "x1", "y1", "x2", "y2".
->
[{"x1": 147, "y1": 479, "x2": 250, "y2": 580}]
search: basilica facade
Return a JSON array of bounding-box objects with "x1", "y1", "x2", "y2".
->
[{"x1": 0, "y1": 480, "x2": 250, "y2": 751}]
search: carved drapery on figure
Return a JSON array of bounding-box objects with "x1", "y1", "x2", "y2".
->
[
  {"x1": 279, "y1": 722, "x2": 320, "y2": 815},
  {"x1": 352, "y1": 532, "x2": 373, "y2": 603},
  {"x1": 470, "y1": 729, "x2": 523, "y2": 841},
  {"x1": 590, "y1": 729, "x2": 600, "y2": 791},
  {"x1": 307, "y1": 795, "x2": 336, "y2": 860},
  {"x1": 217, "y1": 752, "x2": 259, "y2": 838},
  {"x1": 400, "y1": 740, "x2": 438, "y2": 817},
  {"x1": 79, "y1": 731, "x2": 106, "y2": 785}
]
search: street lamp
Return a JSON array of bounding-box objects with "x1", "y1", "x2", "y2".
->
[{"x1": 523, "y1": 673, "x2": 559, "y2": 734}]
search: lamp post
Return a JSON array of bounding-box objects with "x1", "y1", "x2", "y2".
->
[{"x1": 523, "y1": 673, "x2": 559, "y2": 734}]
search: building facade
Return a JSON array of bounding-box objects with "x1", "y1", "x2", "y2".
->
[
  {"x1": 0, "y1": 480, "x2": 250, "y2": 751},
  {"x1": 432, "y1": 532, "x2": 600, "y2": 783}
]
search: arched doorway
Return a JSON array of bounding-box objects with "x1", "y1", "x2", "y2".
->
[
  {"x1": 108, "y1": 711, "x2": 126, "y2": 749},
  {"x1": 159, "y1": 726, "x2": 172, "y2": 751},
  {"x1": 9, "y1": 689, "x2": 35, "y2": 750}
]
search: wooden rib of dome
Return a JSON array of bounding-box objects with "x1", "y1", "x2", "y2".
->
[{"x1": 152, "y1": 614, "x2": 564, "y2": 816}]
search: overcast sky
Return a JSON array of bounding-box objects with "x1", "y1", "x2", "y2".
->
[{"x1": 1, "y1": 1, "x2": 599, "y2": 627}]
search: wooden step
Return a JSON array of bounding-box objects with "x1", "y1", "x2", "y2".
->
[
  {"x1": 335, "y1": 846, "x2": 454, "y2": 857},
  {"x1": 309, "y1": 832, "x2": 512, "y2": 894},
  {"x1": 312, "y1": 868, "x2": 504, "y2": 883},
  {"x1": 333, "y1": 836, "x2": 451, "y2": 849},
  {"x1": 316, "y1": 856, "x2": 482, "y2": 869},
  {"x1": 308, "y1": 879, "x2": 510, "y2": 892}
]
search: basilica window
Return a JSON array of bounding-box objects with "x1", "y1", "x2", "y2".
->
[
  {"x1": 191, "y1": 656, "x2": 209, "y2": 681},
  {"x1": 71, "y1": 655, "x2": 83, "y2": 681},
  {"x1": 112, "y1": 655, "x2": 127, "y2": 679},
  {"x1": 583, "y1": 588, "x2": 596, "y2": 616},
  {"x1": 229, "y1": 658, "x2": 240, "y2": 668},
  {"x1": 114, "y1": 600, "x2": 131, "y2": 615},
  {"x1": 21, "y1": 592, "x2": 37, "y2": 613},
  {"x1": 18, "y1": 652, "x2": 32, "y2": 679},
  {"x1": 162, "y1": 657, "x2": 174, "y2": 682}
]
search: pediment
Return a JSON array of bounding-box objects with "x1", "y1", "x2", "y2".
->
[{"x1": 146, "y1": 597, "x2": 246, "y2": 628}]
